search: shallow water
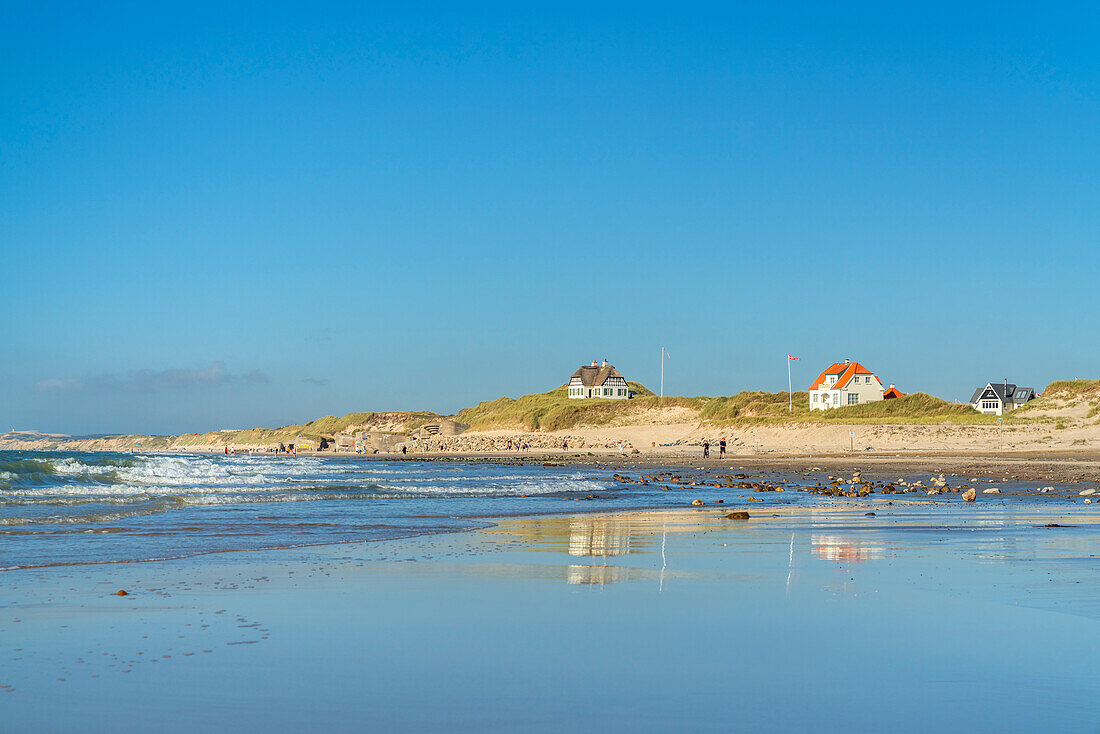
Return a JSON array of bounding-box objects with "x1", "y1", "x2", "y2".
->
[{"x1": 1, "y1": 450, "x2": 1095, "y2": 569}]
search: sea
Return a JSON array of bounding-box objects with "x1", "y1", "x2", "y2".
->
[{"x1": 0, "y1": 449, "x2": 1089, "y2": 570}]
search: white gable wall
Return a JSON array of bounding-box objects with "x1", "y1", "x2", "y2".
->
[{"x1": 809, "y1": 374, "x2": 885, "y2": 410}]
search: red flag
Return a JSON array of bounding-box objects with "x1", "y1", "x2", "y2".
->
[{"x1": 788, "y1": 355, "x2": 800, "y2": 360}]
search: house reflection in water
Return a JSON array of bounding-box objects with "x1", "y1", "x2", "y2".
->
[
  {"x1": 811, "y1": 535, "x2": 885, "y2": 562},
  {"x1": 568, "y1": 518, "x2": 632, "y2": 557},
  {"x1": 566, "y1": 564, "x2": 630, "y2": 586},
  {"x1": 484, "y1": 513, "x2": 688, "y2": 587}
]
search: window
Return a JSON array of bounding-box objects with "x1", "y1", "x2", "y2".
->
[
  {"x1": 848, "y1": 394, "x2": 859, "y2": 405},
  {"x1": 981, "y1": 400, "x2": 998, "y2": 410}
]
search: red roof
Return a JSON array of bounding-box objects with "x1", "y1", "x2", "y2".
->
[
  {"x1": 809, "y1": 361, "x2": 882, "y2": 390},
  {"x1": 883, "y1": 387, "x2": 904, "y2": 399}
]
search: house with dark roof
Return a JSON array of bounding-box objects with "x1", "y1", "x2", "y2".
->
[
  {"x1": 808, "y1": 360, "x2": 885, "y2": 410},
  {"x1": 969, "y1": 381, "x2": 1036, "y2": 416},
  {"x1": 567, "y1": 360, "x2": 630, "y2": 399}
]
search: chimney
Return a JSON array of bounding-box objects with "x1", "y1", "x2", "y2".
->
[
  {"x1": 591, "y1": 360, "x2": 598, "y2": 367},
  {"x1": 601, "y1": 359, "x2": 609, "y2": 368},
  {"x1": 889, "y1": 384, "x2": 895, "y2": 389},
  {"x1": 844, "y1": 358, "x2": 851, "y2": 364}
]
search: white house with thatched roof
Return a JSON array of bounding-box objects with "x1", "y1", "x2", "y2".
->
[{"x1": 567, "y1": 360, "x2": 630, "y2": 399}]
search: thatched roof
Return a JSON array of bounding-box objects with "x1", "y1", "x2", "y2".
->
[{"x1": 569, "y1": 363, "x2": 626, "y2": 387}]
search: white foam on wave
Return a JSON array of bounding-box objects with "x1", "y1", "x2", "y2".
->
[
  {"x1": 389, "y1": 478, "x2": 607, "y2": 497},
  {"x1": 3, "y1": 454, "x2": 614, "y2": 515},
  {"x1": 44, "y1": 454, "x2": 346, "y2": 488},
  {"x1": 0, "y1": 499, "x2": 184, "y2": 526}
]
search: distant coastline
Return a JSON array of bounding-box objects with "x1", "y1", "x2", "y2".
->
[{"x1": 4, "y1": 379, "x2": 1099, "y2": 459}]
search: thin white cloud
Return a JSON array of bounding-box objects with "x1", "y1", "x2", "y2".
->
[{"x1": 33, "y1": 362, "x2": 270, "y2": 394}]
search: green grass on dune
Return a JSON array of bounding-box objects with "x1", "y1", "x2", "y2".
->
[
  {"x1": 457, "y1": 386, "x2": 1008, "y2": 431},
  {"x1": 71, "y1": 378, "x2": 1100, "y2": 449},
  {"x1": 133, "y1": 410, "x2": 442, "y2": 449},
  {"x1": 456, "y1": 383, "x2": 703, "y2": 432},
  {"x1": 455, "y1": 385, "x2": 1002, "y2": 431},
  {"x1": 1015, "y1": 379, "x2": 1100, "y2": 420},
  {"x1": 699, "y1": 391, "x2": 1000, "y2": 425}
]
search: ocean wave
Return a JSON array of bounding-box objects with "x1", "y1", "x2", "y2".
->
[{"x1": 0, "y1": 497, "x2": 186, "y2": 526}]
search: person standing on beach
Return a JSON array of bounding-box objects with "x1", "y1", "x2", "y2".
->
[
  {"x1": 719, "y1": 438, "x2": 726, "y2": 458},
  {"x1": 401, "y1": 445, "x2": 407, "y2": 455},
  {"x1": 703, "y1": 440, "x2": 710, "y2": 458}
]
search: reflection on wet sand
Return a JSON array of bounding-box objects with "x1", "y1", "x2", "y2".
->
[
  {"x1": 811, "y1": 535, "x2": 885, "y2": 562},
  {"x1": 566, "y1": 564, "x2": 631, "y2": 585},
  {"x1": 488, "y1": 510, "x2": 732, "y2": 551},
  {"x1": 486, "y1": 511, "x2": 747, "y2": 587},
  {"x1": 568, "y1": 518, "x2": 633, "y2": 557},
  {"x1": 564, "y1": 518, "x2": 634, "y2": 585}
]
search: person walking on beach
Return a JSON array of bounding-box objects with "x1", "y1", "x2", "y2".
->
[
  {"x1": 401, "y1": 445, "x2": 407, "y2": 455},
  {"x1": 719, "y1": 438, "x2": 726, "y2": 458},
  {"x1": 702, "y1": 440, "x2": 710, "y2": 459}
]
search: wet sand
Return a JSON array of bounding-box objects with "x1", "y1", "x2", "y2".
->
[
  {"x1": 159, "y1": 449, "x2": 1100, "y2": 484},
  {"x1": 3, "y1": 503, "x2": 1099, "y2": 732}
]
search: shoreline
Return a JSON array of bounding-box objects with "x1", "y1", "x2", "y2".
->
[{"x1": 17, "y1": 445, "x2": 1100, "y2": 483}]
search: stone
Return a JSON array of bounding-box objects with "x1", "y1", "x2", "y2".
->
[
  {"x1": 725, "y1": 511, "x2": 750, "y2": 520},
  {"x1": 691, "y1": 499, "x2": 704, "y2": 506},
  {"x1": 1079, "y1": 489, "x2": 1096, "y2": 496},
  {"x1": 982, "y1": 488, "x2": 1000, "y2": 494},
  {"x1": 116, "y1": 590, "x2": 128, "y2": 596},
  {"x1": 962, "y1": 489, "x2": 976, "y2": 502}
]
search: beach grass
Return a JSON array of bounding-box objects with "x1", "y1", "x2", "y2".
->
[
  {"x1": 456, "y1": 386, "x2": 1008, "y2": 431},
  {"x1": 456, "y1": 383, "x2": 703, "y2": 431},
  {"x1": 1015, "y1": 379, "x2": 1100, "y2": 421},
  {"x1": 699, "y1": 391, "x2": 1002, "y2": 425}
]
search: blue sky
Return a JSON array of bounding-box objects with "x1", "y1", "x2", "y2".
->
[{"x1": 3, "y1": 2, "x2": 1099, "y2": 435}]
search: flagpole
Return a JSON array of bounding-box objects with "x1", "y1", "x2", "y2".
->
[
  {"x1": 660, "y1": 346, "x2": 664, "y2": 399},
  {"x1": 788, "y1": 356, "x2": 792, "y2": 411}
]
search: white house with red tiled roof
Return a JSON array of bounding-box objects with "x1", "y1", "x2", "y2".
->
[{"x1": 808, "y1": 360, "x2": 884, "y2": 410}]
